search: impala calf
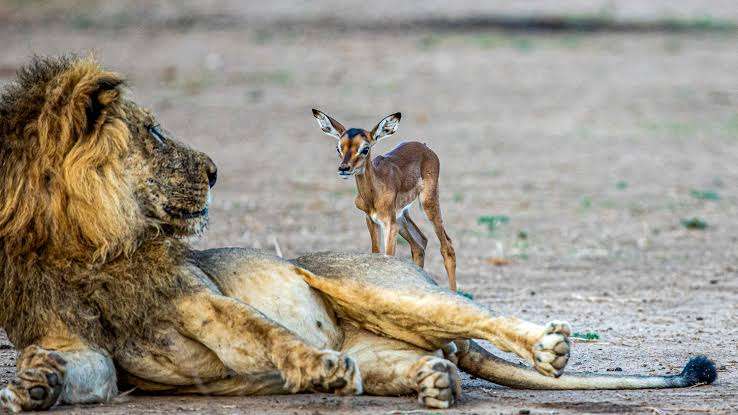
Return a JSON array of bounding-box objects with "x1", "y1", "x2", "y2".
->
[{"x1": 311, "y1": 109, "x2": 457, "y2": 291}]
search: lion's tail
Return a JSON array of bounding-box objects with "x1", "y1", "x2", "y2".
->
[{"x1": 458, "y1": 340, "x2": 717, "y2": 390}]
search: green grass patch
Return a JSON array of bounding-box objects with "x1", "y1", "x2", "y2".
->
[
  {"x1": 681, "y1": 217, "x2": 708, "y2": 230},
  {"x1": 478, "y1": 215, "x2": 510, "y2": 233},
  {"x1": 572, "y1": 331, "x2": 600, "y2": 341},
  {"x1": 690, "y1": 189, "x2": 720, "y2": 201},
  {"x1": 616, "y1": 181, "x2": 628, "y2": 190},
  {"x1": 663, "y1": 15, "x2": 738, "y2": 31},
  {"x1": 513, "y1": 252, "x2": 529, "y2": 260},
  {"x1": 467, "y1": 33, "x2": 505, "y2": 49}
]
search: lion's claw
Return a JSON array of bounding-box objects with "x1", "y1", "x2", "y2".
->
[
  {"x1": 532, "y1": 320, "x2": 571, "y2": 377},
  {"x1": 414, "y1": 357, "x2": 461, "y2": 409},
  {"x1": 0, "y1": 346, "x2": 66, "y2": 413},
  {"x1": 312, "y1": 351, "x2": 362, "y2": 395},
  {"x1": 283, "y1": 349, "x2": 362, "y2": 396}
]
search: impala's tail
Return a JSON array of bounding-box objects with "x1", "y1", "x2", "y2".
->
[{"x1": 458, "y1": 341, "x2": 717, "y2": 390}]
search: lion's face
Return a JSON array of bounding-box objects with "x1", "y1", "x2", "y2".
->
[
  {"x1": 120, "y1": 102, "x2": 217, "y2": 237},
  {"x1": 0, "y1": 56, "x2": 219, "y2": 262}
]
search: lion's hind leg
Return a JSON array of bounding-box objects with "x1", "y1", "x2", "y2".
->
[
  {"x1": 0, "y1": 344, "x2": 116, "y2": 413},
  {"x1": 340, "y1": 324, "x2": 461, "y2": 409},
  {"x1": 293, "y1": 252, "x2": 571, "y2": 378}
]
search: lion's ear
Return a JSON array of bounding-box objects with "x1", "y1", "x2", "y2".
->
[
  {"x1": 84, "y1": 75, "x2": 124, "y2": 133},
  {"x1": 44, "y1": 58, "x2": 125, "y2": 136}
]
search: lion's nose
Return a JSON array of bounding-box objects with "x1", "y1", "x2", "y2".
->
[{"x1": 205, "y1": 157, "x2": 217, "y2": 188}]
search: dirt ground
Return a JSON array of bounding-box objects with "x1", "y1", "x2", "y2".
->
[{"x1": 1, "y1": 1, "x2": 737, "y2": 414}]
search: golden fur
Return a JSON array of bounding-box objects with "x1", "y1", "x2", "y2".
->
[
  {"x1": 0, "y1": 56, "x2": 189, "y2": 351},
  {"x1": 0, "y1": 56, "x2": 716, "y2": 413}
]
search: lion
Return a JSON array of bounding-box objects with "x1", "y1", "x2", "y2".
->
[{"x1": 0, "y1": 56, "x2": 717, "y2": 412}]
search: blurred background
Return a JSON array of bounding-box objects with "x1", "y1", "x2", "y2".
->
[{"x1": 1, "y1": 1, "x2": 736, "y2": 413}]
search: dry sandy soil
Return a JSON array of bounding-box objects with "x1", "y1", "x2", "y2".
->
[{"x1": 0, "y1": 1, "x2": 737, "y2": 414}]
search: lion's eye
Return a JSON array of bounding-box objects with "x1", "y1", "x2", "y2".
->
[{"x1": 148, "y1": 125, "x2": 167, "y2": 146}]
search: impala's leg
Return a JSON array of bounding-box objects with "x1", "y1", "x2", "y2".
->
[
  {"x1": 340, "y1": 324, "x2": 461, "y2": 409},
  {"x1": 175, "y1": 291, "x2": 362, "y2": 395},
  {"x1": 397, "y1": 211, "x2": 427, "y2": 268},
  {"x1": 383, "y1": 217, "x2": 400, "y2": 256},
  {"x1": 420, "y1": 187, "x2": 457, "y2": 291},
  {"x1": 293, "y1": 257, "x2": 570, "y2": 378},
  {"x1": 365, "y1": 216, "x2": 381, "y2": 253}
]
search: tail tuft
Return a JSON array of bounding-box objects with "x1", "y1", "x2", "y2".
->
[{"x1": 680, "y1": 355, "x2": 717, "y2": 386}]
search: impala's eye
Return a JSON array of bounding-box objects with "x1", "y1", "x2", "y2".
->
[
  {"x1": 336, "y1": 146, "x2": 341, "y2": 155},
  {"x1": 360, "y1": 146, "x2": 370, "y2": 155}
]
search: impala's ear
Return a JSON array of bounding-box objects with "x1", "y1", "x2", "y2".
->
[
  {"x1": 312, "y1": 109, "x2": 346, "y2": 139},
  {"x1": 370, "y1": 112, "x2": 401, "y2": 142}
]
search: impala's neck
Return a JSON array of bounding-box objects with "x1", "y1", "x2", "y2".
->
[{"x1": 354, "y1": 150, "x2": 376, "y2": 206}]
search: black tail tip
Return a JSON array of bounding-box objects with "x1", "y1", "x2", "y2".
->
[{"x1": 681, "y1": 355, "x2": 717, "y2": 385}]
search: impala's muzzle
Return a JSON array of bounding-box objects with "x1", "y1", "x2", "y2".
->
[{"x1": 338, "y1": 163, "x2": 354, "y2": 178}]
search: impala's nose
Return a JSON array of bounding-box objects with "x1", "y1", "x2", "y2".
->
[
  {"x1": 338, "y1": 164, "x2": 351, "y2": 173},
  {"x1": 205, "y1": 157, "x2": 218, "y2": 188}
]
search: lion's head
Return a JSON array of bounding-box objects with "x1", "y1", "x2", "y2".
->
[
  {"x1": 0, "y1": 55, "x2": 218, "y2": 349},
  {"x1": 0, "y1": 55, "x2": 217, "y2": 264}
]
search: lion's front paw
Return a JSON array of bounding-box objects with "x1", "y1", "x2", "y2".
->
[
  {"x1": 414, "y1": 357, "x2": 461, "y2": 409},
  {"x1": 310, "y1": 350, "x2": 362, "y2": 396},
  {"x1": 282, "y1": 349, "x2": 362, "y2": 396},
  {"x1": 532, "y1": 321, "x2": 571, "y2": 377},
  {"x1": 1, "y1": 346, "x2": 66, "y2": 412}
]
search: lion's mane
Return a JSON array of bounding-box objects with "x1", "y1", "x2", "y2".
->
[{"x1": 0, "y1": 56, "x2": 189, "y2": 351}]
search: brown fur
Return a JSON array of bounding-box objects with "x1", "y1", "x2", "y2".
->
[
  {"x1": 311, "y1": 110, "x2": 457, "y2": 290},
  {"x1": 0, "y1": 56, "x2": 199, "y2": 351}
]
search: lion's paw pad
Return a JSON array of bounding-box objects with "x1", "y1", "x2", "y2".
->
[
  {"x1": 415, "y1": 357, "x2": 461, "y2": 409},
  {"x1": 0, "y1": 346, "x2": 66, "y2": 412},
  {"x1": 309, "y1": 351, "x2": 362, "y2": 396},
  {"x1": 533, "y1": 321, "x2": 571, "y2": 377}
]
